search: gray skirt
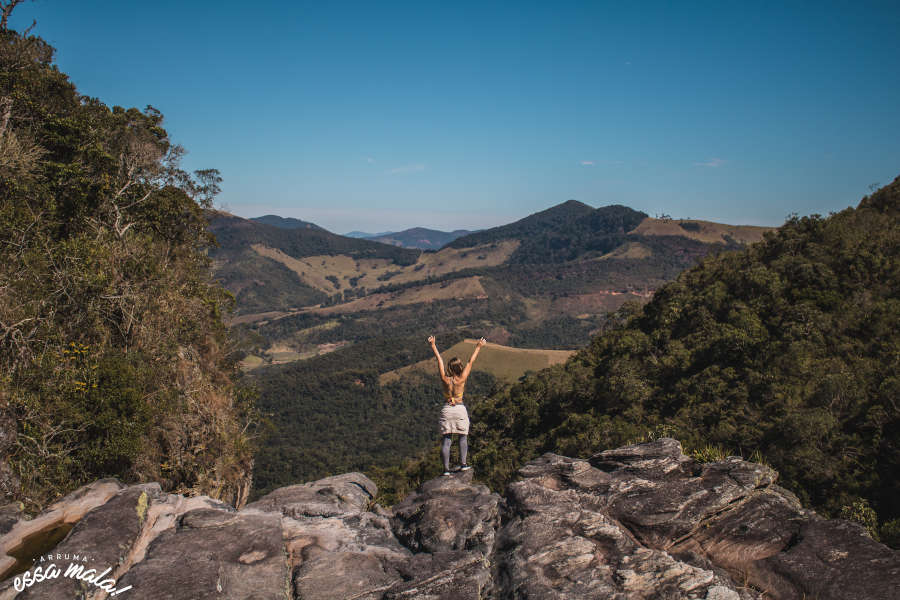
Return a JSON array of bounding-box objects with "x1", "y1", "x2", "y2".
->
[{"x1": 439, "y1": 403, "x2": 470, "y2": 435}]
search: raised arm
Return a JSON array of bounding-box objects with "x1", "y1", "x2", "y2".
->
[
  {"x1": 460, "y1": 337, "x2": 487, "y2": 381},
  {"x1": 428, "y1": 335, "x2": 448, "y2": 381}
]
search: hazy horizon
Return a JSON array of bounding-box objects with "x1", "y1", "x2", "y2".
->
[{"x1": 230, "y1": 199, "x2": 782, "y2": 237}]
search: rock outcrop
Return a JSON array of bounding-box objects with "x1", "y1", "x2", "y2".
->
[{"x1": 0, "y1": 439, "x2": 896, "y2": 599}]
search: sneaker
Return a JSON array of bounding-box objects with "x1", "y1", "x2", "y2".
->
[
  {"x1": 459, "y1": 465, "x2": 472, "y2": 471},
  {"x1": 442, "y1": 471, "x2": 452, "y2": 477}
]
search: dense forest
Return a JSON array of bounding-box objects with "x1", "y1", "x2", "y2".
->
[
  {"x1": 250, "y1": 331, "x2": 499, "y2": 497},
  {"x1": 0, "y1": 22, "x2": 256, "y2": 510},
  {"x1": 375, "y1": 180, "x2": 900, "y2": 546}
]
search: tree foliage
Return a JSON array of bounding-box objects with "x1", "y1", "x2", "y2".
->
[
  {"x1": 391, "y1": 180, "x2": 899, "y2": 544},
  {"x1": 0, "y1": 26, "x2": 256, "y2": 510},
  {"x1": 249, "y1": 332, "x2": 498, "y2": 498}
]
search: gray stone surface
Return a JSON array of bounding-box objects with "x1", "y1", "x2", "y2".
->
[
  {"x1": 116, "y1": 507, "x2": 288, "y2": 600},
  {"x1": 246, "y1": 472, "x2": 377, "y2": 519},
  {"x1": 0, "y1": 439, "x2": 896, "y2": 599},
  {"x1": 16, "y1": 484, "x2": 161, "y2": 599},
  {"x1": 496, "y1": 453, "x2": 757, "y2": 599},
  {"x1": 391, "y1": 469, "x2": 500, "y2": 554}
]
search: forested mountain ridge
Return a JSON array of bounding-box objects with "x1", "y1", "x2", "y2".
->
[
  {"x1": 448, "y1": 202, "x2": 647, "y2": 263},
  {"x1": 210, "y1": 211, "x2": 419, "y2": 263},
  {"x1": 382, "y1": 177, "x2": 900, "y2": 545},
  {"x1": 0, "y1": 26, "x2": 255, "y2": 511},
  {"x1": 250, "y1": 214, "x2": 325, "y2": 230},
  {"x1": 215, "y1": 200, "x2": 772, "y2": 321},
  {"x1": 208, "y1": 211, "x2": 420, "y2": 314},
  {"x1": 365, "y1": 226, "x2": 473, "y2": 249},
  {"x1": 236, "y1": 202, "x2": 775, "y2": 499}
]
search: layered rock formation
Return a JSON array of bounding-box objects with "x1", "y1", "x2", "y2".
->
[{"x1": 0, "y1": 439, "x2": 896, "y2": 599}]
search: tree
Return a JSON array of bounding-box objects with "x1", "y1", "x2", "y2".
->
[{"x1": 0, "y1": 22, "x2": 257, "y2": 511}]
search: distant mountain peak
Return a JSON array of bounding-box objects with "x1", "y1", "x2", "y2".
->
[
  {"x1": 365, "y1": 227, "x2": 474, "y2": 250},
  {"x1": 251, "y1": 215, "x2": 325, "y2": 231}
]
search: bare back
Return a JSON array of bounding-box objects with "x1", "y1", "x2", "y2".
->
[
  {"x1": 429, "y1": 336, "x2": 486, "y2": 406},
  {"x1": 441, "y1": 374, "x2": 467, "y2": 404}
]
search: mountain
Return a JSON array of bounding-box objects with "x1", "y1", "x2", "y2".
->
[
  {"x1": 251, "y1": 214, "x2": 326, "y2": 230},
  {"x1": 218, "y1": 200, "x2": 775, "y2": 499},
  {"x1": 209, "y1": 212, "x2": 419, "y2": 262},
  {"x1": 2, "y1": 441, "x2": 896, "y2": 599},
  {"x1": 216, "y1": 200, "x2": 772, "y2": 322},
  {"x1": 207, "y1": 211, "x2": 420, "y2": 314},
  {"x1": 393, "y1": 177, "x2": 899, "y2": 546},
  {"x1": 344, "y1": 230, "x2": 391, "y2": 238},
  {"x1": 366, "y1": 227, "x2": 474, "y2": 249},
  {"x1": 448, "y1": 199, "x2": 600, "y2": 252}
]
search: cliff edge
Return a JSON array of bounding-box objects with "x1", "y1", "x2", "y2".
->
[{"x1": 0, "y1": 439, "x2": 896, "y2": 599}]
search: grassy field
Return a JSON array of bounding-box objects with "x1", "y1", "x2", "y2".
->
[
  {"x1": 597, "y1": 241, "x2": 653, "y2": 260},
  {"x1": 379, "y1": 339, "x2": 576, "y2": 385},
  {"x1": 249, "y1": 240, "x2": 519, "y2": 294},
  {"x1": 628, "y1": 217, "x2": 773, "y2": 244},
  {"x1": 239, "y1": 354, "x2": 265, "y2": 370}
]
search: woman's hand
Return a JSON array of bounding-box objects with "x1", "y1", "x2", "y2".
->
[
  {"x1": 476, "y1": 337, "x2": 487, "y2": 348},
  {"x1": 428, "y1": 335, "x2": 436, "y2": 345}
]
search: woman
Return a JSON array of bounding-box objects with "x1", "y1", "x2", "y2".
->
[{"x1": 428, "y1": 335, "x2": 486, "y2": 476}]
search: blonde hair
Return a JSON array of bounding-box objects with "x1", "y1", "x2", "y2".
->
[{"x1": 447, "y1": 357, "x2": 464, "y2": 377}]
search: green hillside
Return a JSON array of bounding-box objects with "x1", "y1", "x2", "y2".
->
[
  {"x1": 0, "y1": 27, "x2": 255, "y2": 510},
  {"x1": 208, "y1": 212, "x2": 421, "y2": 314},
  {"x1": 250, "y1": 215, "x2": 325, "y2": 230},
  {"x1": 208, "y1": 212, "x2": 420, "y2": 263},
  {"x1": 449, "y1": 202, "x2": 650, "y2": 264},
  {"x1": 388, "y1": 179, "x2": 899, "y2": 542}
]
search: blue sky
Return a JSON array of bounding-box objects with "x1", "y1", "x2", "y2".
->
[{"x1": 12, "y1": 1, "x2": 900, "y2": 233}]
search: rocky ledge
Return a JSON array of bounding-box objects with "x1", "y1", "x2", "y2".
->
[{"x1": 0, "y1": 439, "x2": 896, "y2": 599}]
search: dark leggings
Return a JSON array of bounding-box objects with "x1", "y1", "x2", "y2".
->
[{"x1": 441, "y1": 434, "x2": 468, "y2": 471}]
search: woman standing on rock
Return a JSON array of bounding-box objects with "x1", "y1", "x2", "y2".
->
[{"x1": 428, "y1": 335, "x2": 486, "y2": 476}]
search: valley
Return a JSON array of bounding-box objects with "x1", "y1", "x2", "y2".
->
[{"x1": 212, "y1": 201, "x2": 775, "y2": 498}]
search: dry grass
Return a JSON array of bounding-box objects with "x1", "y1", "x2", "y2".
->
[
  {"x1": 250, "y1": 240, "x2": 519, "y2": 294},
  {"x1": 224, "y1": 276, "x2": 489, "y2": 325},
  {"x1": 596, "y1": 241, "x2": 653, "y2": 260},
  {"x1": 379, "y1": 339, "x2": 575, "y2": 385},
  {"x1": 628, "y1": 217, "x2": 773, "y2": 245},
  {"x1": 311, "y1": 276, "x2": 487, "y2": 315},
  {"x1": 239, "y1": 354, "x2": 264, "y2": 370}
]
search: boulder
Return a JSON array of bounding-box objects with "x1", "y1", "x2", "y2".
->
[
  {"x1": 391, "y1": 470, "x2": 501, "y2": 554},
  {"x1": 14, "y1": 484, "x2": 161, "y2": 599},
  {"x1": 116, "y1": 507, "x2": 288, "y2": 600},
  {"x1": 589, "y1": 439, "x2": 900, "y2": 600},
  {"x1": 0, "y1": 440, "x2": 895, "y2": 600},
  {"x1": 283, "y1": 509, "x2": 411, "y2": 599},
  {"x1": 246, "y1": 472, "x2": 376, "y2": 519},
  {"x1": 495, "y1": 453, "x2": 758, "y2": 599}
]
